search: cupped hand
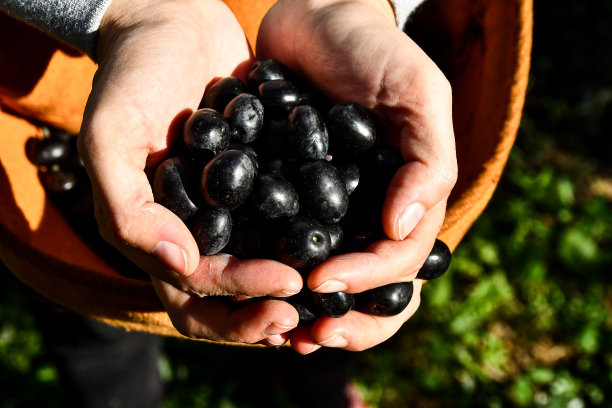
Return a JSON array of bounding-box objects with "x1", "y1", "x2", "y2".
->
[
  {"x1": 257, "y1": 0, "x2": 457, "y2": 352},
  {"x1": 78, "y1": 0, "x2": 301, "y2": 344}
]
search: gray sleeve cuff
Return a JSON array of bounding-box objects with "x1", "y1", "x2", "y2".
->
[
  {"x1": 389, "y1": 0, "x2": 426, "y2": 28},
  {"x1": 0, "y1": 0, "x2": 113, "y2": 59}
]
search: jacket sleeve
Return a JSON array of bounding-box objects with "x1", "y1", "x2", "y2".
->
[
  {"x1": 389, "y1": 0, "x2": 426, "y2": 28},
  {"x1": 0, "y1": 0, "x2": 426, "y2": 60},
  {"x1": 0, "y1": 0, "x2": 112, "y2": 59}
]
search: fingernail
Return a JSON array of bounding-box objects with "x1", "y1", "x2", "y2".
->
[
  {"x1": 397, "y1": 202, "x2": 426, "y2": 240},
  {"x1": 312, "y1": 280, "x2": 347, "y2": 293},
  {"x1": 265, "y1": 334, "x2": 287, "y2": 346},
  {"x1": 152, "y1": 241, "x2": 188, "y2": 275},
  {"x1": 303, "y1": 344, "x2": 322, "y2": 355},
  {"x1": 281, "y1": 288, "x2": 301, "y2": 296},
  {"x1": 281, "y1": 281, "x2": 302, "y2": 296},
  {"x1": 263, "y1": 322, "x2": 295, "y2": 337},
  {"x1": 318, "y1": 333, "x2": 348, "y2": 348}
]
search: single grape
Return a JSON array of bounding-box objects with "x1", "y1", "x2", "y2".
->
[
  {"x1": 228, "y1": 143, "x2": 259, "y2": 175},
  {"x1": 356, "y1": 282, "x2": 414, "y2": 316},
  {"x1": 224, "y1": 93, "x2": 264, "y2": 144},
  {"x1": 312, "y1": 291, "x2": 354, "y2": 318},
  {"x1": 248, "y1": 59, "x2": 286, "y2": 89},
  {"x1": 293, "y1": 160, "x2": 348, "y2": 224},
  {"x1": 416, "y1": 239, "x2": 452, "y2": 280},
  {"x1": 325, "y1": 223, "x2": 344, "y2": 252},
  {"x1": 287, "y1": 105, "x2": 329, "y2": 160},
  {"x1": 258, "y1": 80, "x2": 301, "y2": 113},
  {"x1": 274, "y1": 217, "x2": 331, "y2": 269},
  {"x1": 334, "y1": 161, "x2": 360, "y2": 195},
  {"x1": 153, "y1": 157, "x2": 199, "y2": 223},
  {"x1": 286, "y1": 289, "x2": 320, "y2": 324},
  {"x1": 39, "y1": 167, "x2": 78, "y2": 194},
  {"x1": 201, "y1": 150, "x2": 256, "y2": 210},
  {"x1": 328, "y1": 103, "x2": 376, "y2": 157},
  {"x1": 190, "y1": 206, "x2": 232, "y2": 256},
  {"x1": 201, "y1": 76, "x2": 246, "y2": 112},
  {"x1": 26, "y1": 137, "x2": 72, "y2": 166},
  {"x1": 251, "y1": 174, "x2": 299, "y2": 219},
  {"x1": 183, "y1": 108, "x2": 230, "y2": 160}
]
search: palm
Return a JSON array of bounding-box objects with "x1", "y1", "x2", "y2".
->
[{"x1": 87, "y1": 3, "x2": 254, "y2": 170}]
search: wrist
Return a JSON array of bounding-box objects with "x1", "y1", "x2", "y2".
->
[
  {"x1": 293, "y1": 0, "x2": 395, "y2": 25},
  {"x1": 96, "y1": 0, "x2": 136, "y2": 60},
  {"x1": 97, "y1": 0, "x2": 231, "y2": 61}
]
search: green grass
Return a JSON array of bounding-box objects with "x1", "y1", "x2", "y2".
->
[{"x1": 2, "y1": 1, "x2": 612, "y2": 407}]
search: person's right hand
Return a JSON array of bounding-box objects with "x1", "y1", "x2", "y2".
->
[
  {"x1": 256, "y1": 0, "x2": 456, "y2": 353},
  {"x1": 78, "y1": 0, "x2": 302, "y2": 345}
]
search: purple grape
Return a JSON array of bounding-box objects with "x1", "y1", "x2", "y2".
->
[
  {"x1": 153, "y1": 157, "x2": 199, "y2": 222},
  {"x1": 190, "y1": 206, "x2": 232, "y2": 255}
]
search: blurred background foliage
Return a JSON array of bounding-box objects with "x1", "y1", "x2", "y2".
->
[{"x1": 1, "y1": 0, "x2": 611, "y2": 407}]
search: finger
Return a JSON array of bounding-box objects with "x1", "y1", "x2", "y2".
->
[
  {"x1": 380, "y1": 69, "x2": 457, "y2": 241},
  {"x1": 308, "y1": 202, "x2": 446, "y2": 293},
  {"x1": 288, "y1": 325, "x2": 322, "y2": 355},
  {"x1": 83, "y1": 149, "x2": 201, "y2": 279},
  {"x1": 354, "y1": 28, "x2": 457, "y2": 243},
  {"x1": 152, "y1": 277, "x2": 300, "y2": 344},
  {"x1": 167, "y1": 254, "x2": 303, "y2": 298},
  {"x1": 78, "y1": 93, "x2": 201, "y2": 279},
  {"x1": 258, "y1": 331, "x2": 292, "y2": 347},
  {"x1": 310, "y1": 280, "x2": 422, "y2": 351}
]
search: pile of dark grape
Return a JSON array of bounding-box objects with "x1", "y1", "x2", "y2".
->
[
  {"x1": 26, "y1": 59, "x2": 451, "y2": 325},
  {"x1": 153, "y1": 59, "x2": 451, "y2": 323}
]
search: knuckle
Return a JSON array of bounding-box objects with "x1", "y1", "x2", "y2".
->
[
  {"x1": 165, "y1": 309, "x2": 196, "y2": 338},
  {"x1": 173, "y1": 319, "x2": 202, "y2": 339},
  {"x1": 219, "y1": 326, "x2": 250, "y2": 344},
  {"x1": 170, "y1": 313, "x2": 214, "y2": 341},
  {"x1": 425, "y1": 159, "x2": 457, "y2": 195},
  {"x1": 98, "y1": 201, "x2": 152, "y2": 249},
  {"x1": 437, "y1": 164, "x2": 458, "y2": 191},
  {"x1": 173, "y1": 321, "x2": 197, "y2": 339},
  {"x1": 94, "y1": 209, "x2": 118, "y2": 245},
  {"x1": 224, "y1": 315, "x2": 271, "y2": 345},
  {"x1": 100, "y1": 211, "x2": 133, "y2": 247}
]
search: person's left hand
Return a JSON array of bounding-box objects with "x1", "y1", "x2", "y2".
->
[
  {"x1": 78, "y1": 0, "x2": 302, "y2": 346},
  {"x1": 256, "y1": 0, "x2": 457, "y2": 353}
]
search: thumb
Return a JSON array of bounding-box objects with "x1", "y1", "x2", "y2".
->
[
  {"x1": 381, "y1": 72, "x2": 457, "y2": 241},
  {"x1": 77, "y1": 54, "x2": 202, "y2": 278},
  {"x1": 79, "y1": 117, "x2": 200, "y2": 278}
]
